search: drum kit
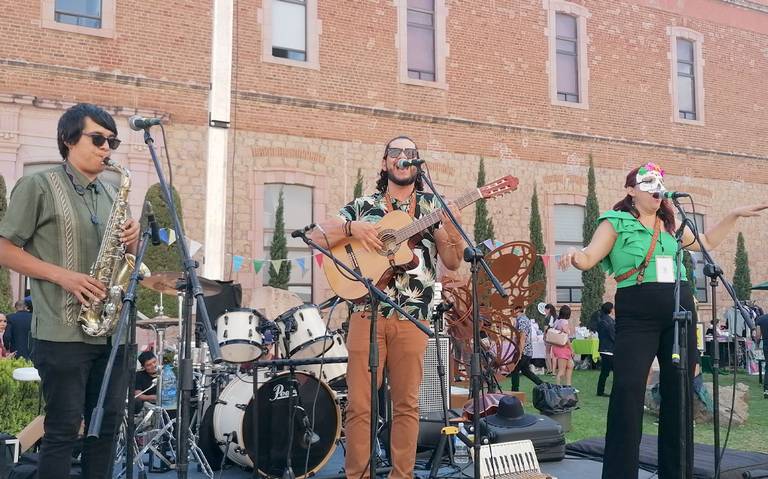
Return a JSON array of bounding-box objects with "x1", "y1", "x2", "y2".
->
[{"x1": 124, "y1": 272, "x2": 349, "y2": 478}]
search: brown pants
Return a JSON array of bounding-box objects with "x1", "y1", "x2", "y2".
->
[{"x1": 344, "y1": 311, "x2": 428, "y2": 479}]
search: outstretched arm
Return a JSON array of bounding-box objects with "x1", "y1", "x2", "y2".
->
[
  {"x1": 558, "y1": 220, "x2": 618, "y2": 272},
  {"x1": 679, "y1": 203, "x2": 768, "y2": 252}
]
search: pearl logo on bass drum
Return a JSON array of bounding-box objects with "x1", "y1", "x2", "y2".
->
[{"x1": 269, "y1": 383, "x2": 299, "y2": 402}]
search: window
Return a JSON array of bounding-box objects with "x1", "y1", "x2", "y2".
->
[
  {"x1": 676, "y1": 39, "x2": 696, "y2": 120},
  {"x1": 545, "y1": 1, "x2": 589, "y2": 108},
  {"x1": 668, "y1": 27, "x2": 704, "y2": 125},
  {"x1": 555, "y1": 13, "x2": 578, "y2": 102},
  {"x1": 398, "y1": 0, "x2": 447, "y2": 88},
  {"x1": 682, "y1": 212, "x2": 708, "y2": 303},
  {"x1": 272, "y1": 0, "x2": 307, "y2": 61},
  {"x1": 42, "y1": 0, "x2": 115, "y2": 38},
  {"x1": 55, "y1": 0, "x2": 101, "y2": 28},
  {"x1": 407, "y1": 0, "x2": 436, "y2": 81},
  {"x1": 262, "y1": 184, "x2": 314, "y2": 303},
  {"x1": 260, "y1": 0, "x2": 319, "y2": 69},
  {"x1": 554, "y1": 205, "x2": 584, "y2": 303}
]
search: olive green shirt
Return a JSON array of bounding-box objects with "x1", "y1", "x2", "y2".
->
[
  {"x1": 599, "y1": 210, "x2": 687, "y2": 289},
  {"x1": 0, "y1": 165, "x2": 117, "y2": 344}
]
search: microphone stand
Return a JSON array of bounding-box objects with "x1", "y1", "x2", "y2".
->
[
  {"x1": 87, "y1": 220, "x2": 153, "y2": 479},
  {"x1": 415, "y1": 165, "x2": 507, "y2": 479},
  {"x1": 295, "y1": 231, "x2": 433, "y2": 479},
  {"x1": 138, "y1": 126, "x2": 223, "y2": 479},
  {"x1": 671, "y1": 203, "x2": 694, "y2": 479},
  {"x1": 671, "y1": 198, "x2": 755, "y2": 479}
]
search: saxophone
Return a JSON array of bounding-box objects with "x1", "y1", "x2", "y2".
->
[{"x1": 78, "y1": 159, "x2": 151, "y2": 337}]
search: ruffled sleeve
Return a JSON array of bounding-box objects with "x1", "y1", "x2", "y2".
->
[{"x1": 598, "y1": 210, "x2": 647, "y2": 275}]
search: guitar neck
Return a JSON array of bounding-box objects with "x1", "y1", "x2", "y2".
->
[{"x1": 394, "y1": 188, "x2": 482, "y2": 243}]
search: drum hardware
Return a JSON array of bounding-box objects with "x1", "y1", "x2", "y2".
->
[{"x1": 142, "y1": 271, "x2": 223, "y2": 297}]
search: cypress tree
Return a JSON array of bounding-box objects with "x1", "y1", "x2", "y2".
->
[
  {"x1": 268, "y1": 189, "x2": 291, "y2": 289},
  {"x1": 682, "y1": 250, "x2": 697, "y2": 298},
  {"x1": 474, "y1": 157, "x2": 495, "y2": 251},
  {"x1": 353, "y1": 168, "x2": 364, "y2": 200},
  {"x1": 579, "y1": 156, "x2": 605, "y2": 327},
  {"x1": 526, "y1": 185, "x2": 547, "y2": 329},
  {"x1": 0, "y1": 175, "x2": 12, "y2": 312},
  {"x1": 137, "y1": 184, "x2": 185, "y2": 318},
  {"x1": 733, "y1": 232, "x2": 751, "y2": 301}
]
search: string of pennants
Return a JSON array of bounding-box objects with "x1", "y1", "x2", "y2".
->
[{"x1": 157, "y1": 228, "x2": 573, "y2": 275}]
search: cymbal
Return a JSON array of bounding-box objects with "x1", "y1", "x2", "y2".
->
[
  {"x1": 136, "y1": 315, "x2": 178, "y2": 329},
  {"x1": 142, "y1": 271, "x2": 223, "y2": 296}
]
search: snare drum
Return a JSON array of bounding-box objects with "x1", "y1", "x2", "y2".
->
[
  {"x1": 216, "y1": 309, "x2": 265, "y2": 363},
  {"x1": 275, "y1": 305, "x2": 334, "y2": 359},
  {"x1": 298, "y1": 333, "x2": 348, "y2": 390},
  {"x1": 212, "y1": 372, "x2": 340, "y2": 477}
]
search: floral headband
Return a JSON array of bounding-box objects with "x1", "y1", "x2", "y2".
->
[{"x1": 637, "y1": 162, "x2": 665, "y2": 177}]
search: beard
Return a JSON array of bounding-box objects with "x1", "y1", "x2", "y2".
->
[{"x1": 386, "y1": 168, "x2": 417, "y2": 187}]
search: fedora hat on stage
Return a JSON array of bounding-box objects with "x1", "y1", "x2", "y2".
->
[{"x1": 483, "y1": 396, "x2": 538, "y2": 429}]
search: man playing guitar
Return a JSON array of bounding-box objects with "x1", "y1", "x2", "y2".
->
[{"x1": 310, "y1": 136, "x2": 463, "y2": 478}]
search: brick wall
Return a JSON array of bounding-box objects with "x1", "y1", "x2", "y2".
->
[{"x1": 0, "y1": 0, "x2": 766, "y2": 317}]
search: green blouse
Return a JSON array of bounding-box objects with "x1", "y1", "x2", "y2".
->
[{"x1": 598, "y1": 210, "x2": 686, "y2": 289}]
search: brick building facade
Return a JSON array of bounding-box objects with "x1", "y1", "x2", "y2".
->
[{"x1": 1, "y1": 0, "x2": 767, "y2": 324}]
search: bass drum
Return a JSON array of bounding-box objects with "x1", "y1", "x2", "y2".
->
[{"x1": 213, "y1": 371, "x2": 341, "y2": 477}]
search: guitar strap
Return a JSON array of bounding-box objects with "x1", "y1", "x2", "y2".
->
[{"x1": 383, "y1": 189, "x2": 417, "y2": 266}]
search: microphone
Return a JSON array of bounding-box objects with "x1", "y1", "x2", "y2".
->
[
  {"x1": 146, "y1": 201, "x2": 162, "y2": 246},
  {"x1": 396, "y1": 158, "x2": 426, "y2": 168},
  {"x1": 658, "y1": 191, "x2": 691, "y2": 200},
  {"x1": 291, "y1": 223, "x2": 316, "y2": 238},
  {"x1": 128, "y1": 115, "x2": 162, "y2": 131}
]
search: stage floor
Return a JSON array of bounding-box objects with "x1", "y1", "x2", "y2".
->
[{"x1": 134, "y1": 446, "x2": 659, "y2": 479}]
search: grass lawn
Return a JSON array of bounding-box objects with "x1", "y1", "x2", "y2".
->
[{"x1": 502, "y1": 369, "x2": 768, "y2": 454}]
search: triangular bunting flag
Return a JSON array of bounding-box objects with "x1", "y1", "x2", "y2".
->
[
  {"x1": 541, "y1": 254, "x2": 550, "y2": 267},
  {"x1": 314, "y1": 253, "x2": 324, "y2": 267},
  {"x1": 512, "y1": 246, "x2": 522, "y2": 256},
  {"x1": 271, "y1": 260, "x2": 282, "y2": 273},
  {"x1": 296, "y1": 257, "x2": 307, "y2": 276},
  {"x1": 253, "y1": 260, "x2": 265, "y2": 274},
  {"x1": 167, "y1": 229, "x2": 177, "y2": 245},
  {"x1": 232, "y1": 255, "x2": 244, "y2": 272},
  {"x1": 188, "y1": 239, "x2": 202, "y2": 256},
  {"x1": 158, "y1": 228, "x2": 170, "y2": 245},
  {"x1": 483, "y1": 239, "x2": 495, "y2": 250},
  {"x1": 495, "y1": 240, "x2": 504, "y2": 247}
]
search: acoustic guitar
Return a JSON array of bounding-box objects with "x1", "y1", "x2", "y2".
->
[{"x1": 323, "y1": 176, "x2": 519, "y2": 301}]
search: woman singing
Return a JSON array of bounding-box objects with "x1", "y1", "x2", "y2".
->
[{"x1": 559, "y1": 162, "x2": 767, "y2": 478}]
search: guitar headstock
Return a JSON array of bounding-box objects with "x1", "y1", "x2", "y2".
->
[{"x1": 479, "y1": 175, "x2": 519, "y2": 200}]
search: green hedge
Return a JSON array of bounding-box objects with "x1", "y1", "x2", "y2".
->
[{"x1": 0, "y1": 358, "x2": 41, "y2": 435}]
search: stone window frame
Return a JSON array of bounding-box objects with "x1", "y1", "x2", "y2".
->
[
  {"x1": 544, "y1": 0, "x2": 590, "y2": 109},
  {"x1": 250, "y1": 167, "x2": 328, "y2": 301},
  {"x1": 543, "y1": 193, "x2": 587, "y2": 305},
  {"x1": 396, "y1": 0, "x2": 449, "y2": 90},
  {"x1": 258, "y1": 0, "x2": 321, "y2": 70},
  {"x1": 668, "y1": 26, "x2": 706, "y2": 126},
  {"x1": 40, "y1": 0, "x2": 117, "y2": 39}
]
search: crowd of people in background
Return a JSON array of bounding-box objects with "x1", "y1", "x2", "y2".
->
[{"x1": 0, "y1": 297, "x2": 33, "y2": 360}]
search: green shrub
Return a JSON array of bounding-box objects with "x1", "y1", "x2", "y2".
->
[{"x1": 0, "y1": 357, "x2": 41, "y2": 435}]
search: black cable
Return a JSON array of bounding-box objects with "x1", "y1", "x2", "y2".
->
[{"x1": 158, "y1": 124, "x2": 173, "y2": 190}]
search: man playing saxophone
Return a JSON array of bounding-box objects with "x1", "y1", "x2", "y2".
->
[{"x1": 0, "y1": 103, "x2": 140, "y2": 479}]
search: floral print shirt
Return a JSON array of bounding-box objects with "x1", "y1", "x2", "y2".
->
[{"x1": 338, "y1": 190, "x2": 440, "y2": 321}]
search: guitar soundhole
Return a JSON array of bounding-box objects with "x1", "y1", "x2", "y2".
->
[{"x1": 377, "y1": 230, "x2": 398, "y2": 257}]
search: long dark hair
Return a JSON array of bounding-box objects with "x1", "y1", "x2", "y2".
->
[
  {"x1": 375, "y1": 135, "x2": 425, "y2": 194},
  {"x1": 558, "y1": 305, "x2": 571, "y2": 320},
  {"x1": 612, "y1": 166, "x2": 676, "y2": 235}
]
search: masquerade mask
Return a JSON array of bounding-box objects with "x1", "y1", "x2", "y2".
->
[{"x1": 635, "y1": 163, "x2": 666, "y2": 194}]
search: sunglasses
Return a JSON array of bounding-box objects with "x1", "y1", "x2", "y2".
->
[
  {"x1": 386, "y1": 147, "x2": 419, "y2": 160},
  {"x1": 83, "y1": 132, "x2": 121, "y2": 150}
]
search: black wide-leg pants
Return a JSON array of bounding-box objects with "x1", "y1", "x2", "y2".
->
[{"x1": 602, "y1": 283, "x2": 697, "y2": 479}]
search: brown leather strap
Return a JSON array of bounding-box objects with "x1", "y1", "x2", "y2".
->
[{"x1": 615, "y1": 216, "x2": 661, "y2": 285}]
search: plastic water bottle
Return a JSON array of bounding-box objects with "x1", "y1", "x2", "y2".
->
[
  {"x1": 454, "y1": 423, "x2": 470, "y2": 465},
  {"x1": 160, "y1": 364, "x2": 177, "y2": 409}
]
